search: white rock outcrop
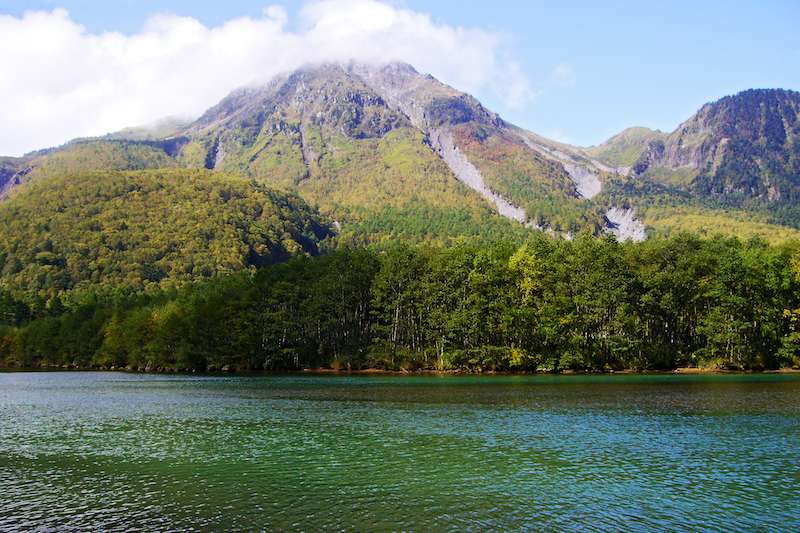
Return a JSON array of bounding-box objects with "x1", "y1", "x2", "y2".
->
[
  {"x1": 605, "y1": 207, "x2": 647, "y2": 242},
  {"x1": 429, "y1": 128, "x2": 527, "y2": 223}
]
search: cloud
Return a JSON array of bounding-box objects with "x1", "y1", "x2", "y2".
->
[
  {"x1": 494, "y1": 61, "x2": 540, "y2": 109},
  {"x1": 549, "y1": 62, "x2": 576, "y2": 88},
  {"x1": 0, "y1": 1, "x2": 536, "y2": 155}
]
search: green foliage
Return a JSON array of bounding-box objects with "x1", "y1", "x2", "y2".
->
[
  {"x1": 585, "y1": 127, "x2": 665, "y2": 168},
  {"x1": 25, "y1": 140, "x2": 179, "y2": 183},
  {"x1": 600, "y1": 171, "x2": 800, "y2": 243},
  {"x1": 4, "y1": 235, "x2": 800, "y2": 372},
  {"x1": 453, "y1": 125, "x2": 604, "y2": 232},
  {"x1": 619, "y1": 89, "x2": 800, "y2": 227},
  {"x1": 0, "y1": 169, "x2": 331, "y2": 302},
  {"x1": 337, "y1": 203, "x2": 532, "y2": 246},
  {"x1": 247, "y1": 126, "x2": 308, "y2": 186},
  {"x1": 0, "y1": 290, "x2": 28, "y2": 326},
  {"x1": 643, "y1": 206, "x2": 800, "y2": 245},
  {"x1": 176, "y1": 141, "x2": 208, "y2": 168},
  {"x1": 641, "y1": 166, "x2": 699, "y2": 189}
]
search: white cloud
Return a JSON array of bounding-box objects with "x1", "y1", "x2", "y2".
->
[
  {"x1": 549, "y1": 62, "x2": 576, "y2": 88},
  {"x1": 0, "y1": 0, "x2": 536, "y2": 155},
  {"x1": 494, "y1": 61, "x2": 540, "y2": 109}
]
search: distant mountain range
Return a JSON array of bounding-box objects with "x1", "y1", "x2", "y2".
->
[{"x1": 2, "y1": 62, "x2": 800, "y2": 247}]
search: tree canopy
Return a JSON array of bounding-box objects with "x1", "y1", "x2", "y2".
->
[
  {"x1": 3, "y1": 234, "x2": 799, "y2": 372},
  {"x1": 0, "y1": 169, "x2": 331, "y2": 304}
]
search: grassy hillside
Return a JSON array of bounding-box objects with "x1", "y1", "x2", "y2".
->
[
  {"x1": 642, "y1": 206, "x2": 800, "y2": 245},
  {"x1": 585, "y1": 127, "x2": 665, "y2": 168},
  {"x1": 0, "y1": 169, "x2": 331, "y2": 302},
  {"x1": 453, "y1": 124, "x2": 603, "y2": 232},
  {"x1": 632, "y1": 89, "x2": 800, "y2": 202},
  {"x1": 297, "y1": 128, "x2": 507, "y2": 224},
  {"x1": 21, "y1": 140, "x2": 181, "y2": 185}
]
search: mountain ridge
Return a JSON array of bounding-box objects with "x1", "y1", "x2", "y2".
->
[
  {"x1": 4, "y1": 63, "x2": 800, "y2": 244},
  {"x1": 167, "y1": 61, "x2": 620, "y2": 238},
  {"x1": 0, "y1": 168, "x2": 333, "y2": 300},
  {"x1": 631, "y1": 88, "x2": 800, "y2": 198}
]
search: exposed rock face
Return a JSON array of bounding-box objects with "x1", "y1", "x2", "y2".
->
[
  {"x1": 0, "y1": 174, "x2": 18, "y2": 199},
  {"x1": 0, "y1": 158, "x2": 29, "y2": 199},
  {"x1": 605, "y1": 207, "x2": 646, "y2": 242},
  {"x1": 352, "y1": 62, "x2": 530, "y2": 223},
  {"x1": 349, "y1": 62, "x2": 465, "y2": 130},
  {"x1": 0, "y1": 167, "x2": 15, "y2": 198},
  {"x1": 206, "y1": 138, "x2": 225, "y2": 170},
  {"x1": 429, "y1": 128, "x2": 526, "y2": 222},
  {"x1": 514, "y1": 130, "x2": 603, "y2": 199},
  {"x1": 632, "y1": 89, "x2": 800, "y2": 201},
  {"x1": 191, "y1": 64, "x2": 410, "y2": 142},
  {"x1": 631, "y1": 139, "x2": 666, "y2": 175},
  {"x1": 562, "y1": 162, "x2": 602, "y2": 199}
]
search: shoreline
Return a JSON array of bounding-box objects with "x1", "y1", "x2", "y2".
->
[{"x1": 1, "y1": 366, "x2": 799, "y2": 376}]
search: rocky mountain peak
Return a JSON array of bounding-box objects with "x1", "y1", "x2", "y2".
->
[
  {"x1": 628, "y1": 88, "x2": 800, "y2": 201},
  {"x1": 190, "y1": 63, "x2": 409, "y2": 140}
]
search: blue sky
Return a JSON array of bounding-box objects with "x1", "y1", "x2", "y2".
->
[{"x1": 0, "y1": 0, "x2": 798, "y2": 153}]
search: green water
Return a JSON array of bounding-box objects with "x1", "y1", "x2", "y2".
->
[{"x1": 1, "y1": 372, "x2": 799, "y2": 531}]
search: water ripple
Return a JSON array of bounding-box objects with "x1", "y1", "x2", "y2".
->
[{"x1": 1, "y1": 372, "x2": 799, "y2": 531}]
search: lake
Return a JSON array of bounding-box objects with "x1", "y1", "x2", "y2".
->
[{"x1": 1, "y1": 372, "x2": 799, "y2": 531}]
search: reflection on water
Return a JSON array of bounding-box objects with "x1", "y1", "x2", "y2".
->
[{"x1": 1, "y1": 372, "x2": 799, "y2": 531}]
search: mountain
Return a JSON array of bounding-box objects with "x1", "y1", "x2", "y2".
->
[
  {"x1": 585, "y1": 127, "x2": 665, "y2": 169},
  {"x1": 179, "y1": 63, "x2": 516, "y2": 240},
  {"x1": 11, "y1": 62, "x2": 631, "y2": 240},
  {"x1": 175, "y1": 62, "x2": 619, "y2": 238},
  {"x1": 589, "y1": 88, "x2": 800, "y2": 239},
  {"x1": 0, "y1": 169, "x2": 331, "y2": 300},
  {"x1": 5, "y1": 64, "x2": 800, "y2": 245},
  {"x1": 630, "y1": 89, "x2": 800, "y2": 200},
  {"x1": 176, "y1": 62, "x2": 652, "y2": 238}
]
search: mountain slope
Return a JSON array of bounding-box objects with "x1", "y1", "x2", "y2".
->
[
  {"x1": 351, "y1": 63, "x2": 610, "y2": 232},
  {"x1": 585, "y1": 127, "x2": 665, "y2": 169},
  {"x1": 168, "y1": 64, "x2": 535, "y2": 242},
  {"x1": 0, "y1": 138, "x2": 188, "y2": 203},
  {"x1": 12, "y1": 65, "x2": 800, "y2": 245},
  {"x1": 631, "y1": 89, "x2": 800, "y2": 198},
  {"x1": 0, "y1": 169, "x2": 331, "y2": 300},
  {"x1": 171, "y1": 62, "x2": 627, "y2": 237},
  {"x1": 1, "y1": 62, "x2": 640, "y2": 241},
  {"x1": 596, "y1": 89, "x2": 800, "y2": 235}
]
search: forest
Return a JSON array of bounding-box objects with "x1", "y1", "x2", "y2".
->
[
  {"x1": 2, "y1": 232, "x2": 800, "y2": 373},
  {"x1": 0, "y1": 169, "x2": 331, "y2": 300}
]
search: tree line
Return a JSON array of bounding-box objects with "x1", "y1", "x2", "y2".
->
[{"x1": 2, "y1": 232, "x2": 800, "y2": 372}]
